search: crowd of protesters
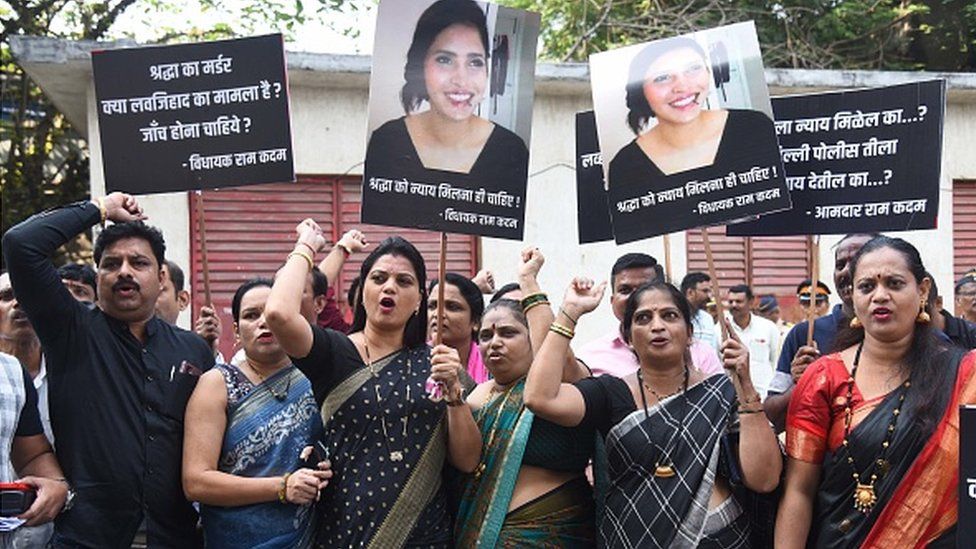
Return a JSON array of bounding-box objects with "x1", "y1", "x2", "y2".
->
[{"x1": 2, "y1": 192, "x2": 975, "y2": 548}]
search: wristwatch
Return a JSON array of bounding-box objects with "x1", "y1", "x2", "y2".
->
[{"x1": 56, "y1": 478, "x2": 75, "y2": 512}]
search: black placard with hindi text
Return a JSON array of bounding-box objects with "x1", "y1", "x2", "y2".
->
[
  {"x1": 576, "y1": 111, "x2": 614, "y2": 244},
  {"x1": 92, "y1": 34, "x2": 294, "y2": 194},
  {"x1": 728, "y1": 80, "x2": 944, "y2": 236}
]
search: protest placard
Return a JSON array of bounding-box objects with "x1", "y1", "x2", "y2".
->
[
  {"x1": 576, "y1": 111, "x2": 613, "y2": 244},
  {"x1": 590, "y1": 21, "x2": 789, "y2": 244},
  {"x1": 92, "y1": 34, "x2": 294, "y2": 194},
  {"x1": 960, "y1": 406, "x2": 976, "y2": 541},
  {"x1": 727, "y1": 80, "x2": 944, "y2": 236},
  {"x1": 360, "y1": 0, "x2": 540, "y2": 240}
]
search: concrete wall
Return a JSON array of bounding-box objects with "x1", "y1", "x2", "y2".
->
[{"x1": 80, "y1": 61, "x2": 973, "y2": 340}]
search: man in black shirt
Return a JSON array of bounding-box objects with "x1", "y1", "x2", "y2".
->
[{"x1": 2, "y1": 193, "x2": 214, "y2": 547}]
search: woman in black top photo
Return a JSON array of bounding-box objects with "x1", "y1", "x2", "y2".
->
[
  {"x1": 363, "y1": 0, "x2": 529, "y2": 229},
  {"x1": 608, "y1": 36, "x2": 777, "y2": 188}
]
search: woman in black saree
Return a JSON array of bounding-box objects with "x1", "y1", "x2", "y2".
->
[
  {"x1": 265, "y1": 219, "x2": 482, "y2": 548},
  {"x1": 524, "y1": 278, "x2": 781, "y2": 547},
  {"x1": 777, "y1": 236, "x2": 976, "y2": 548}
]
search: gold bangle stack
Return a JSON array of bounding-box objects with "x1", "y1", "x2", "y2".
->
[
  {"x1": 277, "y1": 472, "x2": 291, "y2": 504},
  {"x1": 521, "y1": 292, "x2": 549, "y2": 313},
  {"x1": 287, "y1": 250, "x2": 314, "y2": 271},
  {"x1": 549, "y1": 322, "x2": 575, "y2": 340}
]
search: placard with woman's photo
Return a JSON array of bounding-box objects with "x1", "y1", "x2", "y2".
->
[
  {"x1": 590, "y1": 22, "x2": 791, "y2": 243},
  {"x1": 361, "y1": 0, "x2": 540, "y2": 240}
]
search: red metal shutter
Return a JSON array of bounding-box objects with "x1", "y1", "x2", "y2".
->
[
  {"x1": 190, "y1": 176, "x2": 477, "y2": 359},
  {"x1": 334, "y1": 178, "x2": 479, "y2": 310},
  {"x1": 686, "y1": 228, "x2": 811, "y2": 321},
  {"x1": 954, "y1": 180, "x2": 976, "y2": 279},
  {"x1": 686, "y1": 227, "x2": 749, "y2": 289}
]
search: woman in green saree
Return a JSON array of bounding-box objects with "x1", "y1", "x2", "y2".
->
[{"x1": 455, "y1": 297, "x2": 595, "y2": 547}]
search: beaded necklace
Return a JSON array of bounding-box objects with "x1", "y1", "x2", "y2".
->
[{"x1": 843, "y1": 341, "x2": 911, "y2": 513}]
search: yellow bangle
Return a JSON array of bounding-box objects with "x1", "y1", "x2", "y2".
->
[
  {"x1": 522, "y1": 300, "x2": 550, "y2": 314},
  {"x1": 95, "y1": 197, "x2": 107, "y2": 226},
  {"x1": 295, "y1": 241, "x2": 317, "y2": 256},
  {"x1": 278, "y1": 472, "x2": 291, "y2": 504},
  {"x1": 549, "y1": 322, "x2": 575, "y2": 340},
  {"x1": 287, "y1": 250, "x2": 314, "y2": 272}
]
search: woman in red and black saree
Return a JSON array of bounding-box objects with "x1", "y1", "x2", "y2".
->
[{"x1": 777, "y1": 235, "x2": 976, "y2": 548}]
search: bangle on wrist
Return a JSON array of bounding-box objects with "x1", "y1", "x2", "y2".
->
[
  {"x1": 521, "y1": 292, "x2": 549, "y2": 314},
  {"x1": 549, "y1": 322, "x2": 575, "y2": 340},
  {"x1": 94, "y1": 198, "x2": 107, "y2": 226},
  {"x1": 737, "y1": 407, "x2": 764, "y2": 415},
  {"x1": 559, "y1": 307, "x2": 579, "y2": 326},
  {"x1": 295, "y1": 241, "x2": 317, "y2": 256},
  {"x1": 335, "y1": 242, "x2": 351, "y2": 257},
  {"x1": 287, "y1": 250, "x2": 314, "y2": 272},
  {"x1": 277, "y1": 472, "x2": 291, "y2": 504}
]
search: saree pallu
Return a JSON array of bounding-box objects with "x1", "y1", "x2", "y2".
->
[
  {"x1": 602, "y1": 374, "x2": 746, "y2": 548},
  {"x1": 201, "y1": 365, "x2": 319, "y2": 549},
  {"x1": 800, "y1": 349, "x2": 976, "y2": 548},
  {"x1": 456, "y1": 378, "x2": 595, "y2": 547},
  {"x1": 314, "y1": 346, "x2": 452, "y2": 548}
]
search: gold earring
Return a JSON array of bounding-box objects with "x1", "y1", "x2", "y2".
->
[
  {"x1": 916, "y1": 308, "x2": 931, "y2": 324},
  {"x1": 850, "y1": 316, "x2": 862, "y2": 329}
]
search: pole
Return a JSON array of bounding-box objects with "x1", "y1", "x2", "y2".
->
[
  {"x1": 806, "y1": 235, "x2": 820, "y2": 346},
  {"x1": 194, "y1": 191, "x2": 212, "y2": 306}
]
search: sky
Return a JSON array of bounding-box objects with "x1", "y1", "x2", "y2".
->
[{"x1": 108, "y1": 0, "x2": 377, "y2": 54}]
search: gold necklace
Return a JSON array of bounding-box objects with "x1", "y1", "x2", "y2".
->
[
  {"x1": 636, "y1": 365, "x2": 689, "y2": 479},
  {"x1": 843, "y1": 342, "x2": 909, "y2": 514}
]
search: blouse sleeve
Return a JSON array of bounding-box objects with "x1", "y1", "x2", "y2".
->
[
  {"x1": 291, "y1": 326, "x2": 360, "y2": 407},
  {"x1": 576, "y1": 375, "x2": 633, "y2": 435},
  {"x1": 785, "y1": 356, "x2": 835, "y2": 463}
]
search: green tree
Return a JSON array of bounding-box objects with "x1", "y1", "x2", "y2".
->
[{"x1": 503, "y1": 0, "x2": 974, "y2": 70}]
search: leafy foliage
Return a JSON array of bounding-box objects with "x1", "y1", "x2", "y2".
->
[{"x1": 501, "y1": 0, "x2": 975, "y2": 70}]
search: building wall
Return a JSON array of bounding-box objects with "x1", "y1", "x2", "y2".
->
[{"x1": 84, "y1": 68, "x2": 970, "y2": 340}]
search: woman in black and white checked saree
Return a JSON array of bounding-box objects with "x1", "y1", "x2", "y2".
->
[{"x1": 524, "y1": 279, "x2": 782, "y2": 548}]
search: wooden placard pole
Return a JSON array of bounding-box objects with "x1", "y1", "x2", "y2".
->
[
  {"x1": 702, "y1": 227, "x2": 747, "y2": 395},
  {"x1": 435, "y1": 232, "x2": 447, "y2": 346},
  {"x1": 806, "y1": 235, "x2": 821, "y2": 346},
  {"x1": 700, "y1": 228, "x2": 728, "y2": 342},
  {"x1": 194, "y1": 191, "x2": 212, "y2": 306},
  {"x1": 663, "y1": 233, "x2": 673, "y2": 282}
]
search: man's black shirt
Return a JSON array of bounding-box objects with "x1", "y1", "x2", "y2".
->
[
  {"x1": 943, "y1": 309, "x2": 976, "y2": 350},
  {"x1": 2, "y1": 202, "x2": 214, "y2": 548}
]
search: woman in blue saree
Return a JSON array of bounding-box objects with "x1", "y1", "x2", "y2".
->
[
  {"x1": 265, "y1": 221, "x2": 482, "y2": 548},
  {"x1": 183, "y1": 278, "x2": 327, "y2": 548}
]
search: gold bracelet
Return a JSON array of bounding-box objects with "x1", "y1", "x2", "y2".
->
[
  {"x1": 287, "y1": 250, "x2": 314, "y2": 272},
  {"x1": 277, "y1": 472, "x2": 291, "y2": 504},
  {"x1": 522, "y1": 300, "x2": 550, "y2": 313},
  {"x1": 549, "y1": 322, "x2": 575, "y2": 340},
  {"x1": 95, "y1": 197, "x2": 107, "y2": 226}
]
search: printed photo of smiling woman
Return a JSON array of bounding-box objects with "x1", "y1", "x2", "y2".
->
[
  {"x1": 361, "y1": 0, "x2": 540, "y2": 240},
  {"x1": 591, "y1": 22, "x2": 779, "y2": 190}
]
